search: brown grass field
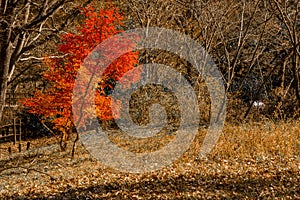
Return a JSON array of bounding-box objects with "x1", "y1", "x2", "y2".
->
[{"x1": 0, "y1": 120, "x2": 299, "y2": 199}]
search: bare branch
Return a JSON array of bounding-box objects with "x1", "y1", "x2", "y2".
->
[{"x1": 19, "y1": 54, "x2": 68, "y2": 61}]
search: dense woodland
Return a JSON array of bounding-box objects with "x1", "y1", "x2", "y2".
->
[{"x1": 0, "y1": 0, "x2": 299, "y2": 126}]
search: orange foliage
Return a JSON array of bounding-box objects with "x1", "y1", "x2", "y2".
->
[{"x1": 23, "y1": 5, "x2": 139, "y2": 131}]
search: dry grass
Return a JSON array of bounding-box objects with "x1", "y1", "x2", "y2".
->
[
  {"x1": 213, "y1": 120, "x2": 299, "y2": 159},
  {"x1": 0, "y1": 120, "x2": 299, "y2": 199}
]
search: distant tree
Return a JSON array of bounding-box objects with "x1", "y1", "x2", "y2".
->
[{"x1": 119, "y1": 0, "x2": 300, "y2": 120}]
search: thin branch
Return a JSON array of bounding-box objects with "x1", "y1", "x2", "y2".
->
[
  {"x1": 22, "y1": 0, "x2": 67, "y2": 30},
  {"x1": 20, "y1": 0, "x2": 93, "y2": 54},
  {"x1": 19, "y1": 54, "x2": 68, "y2": 61}
]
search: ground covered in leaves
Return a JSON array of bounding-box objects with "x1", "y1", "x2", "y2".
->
[{"x1": 0, "y1": 122, "x2": 299, "y2": 199}]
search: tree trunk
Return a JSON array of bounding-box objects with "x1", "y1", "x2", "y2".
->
[
  {"x1": 293, "y1": 48, "x2": 300, "y2": 102},
  {"x1": 0, "y1": 78, "x2": 8, "y2": 122},
  {"x1": 0, "y1": 42, "x2": 13, "y2": 122},
  {"x1": 0, "y1": 1, "x2": 15, "y2": 122}
]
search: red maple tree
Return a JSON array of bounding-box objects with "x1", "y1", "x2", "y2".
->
[{"x1": 23, "y1": 5, "x2": 139, "y2": 145}]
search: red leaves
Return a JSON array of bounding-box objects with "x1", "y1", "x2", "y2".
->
[{"x1": 23, "y1": 5, "x2": 139, "y2": 130}]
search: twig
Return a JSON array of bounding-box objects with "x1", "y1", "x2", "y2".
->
[
  {"x1": 0, "y1": 166, "x2": 56, "y2": 181},
  {"x1": 71, "y1": 132, "x2": 79, "y2": 159},
  {"x1": 39, "y1": 119, "x2": 61, "y2": 144}
]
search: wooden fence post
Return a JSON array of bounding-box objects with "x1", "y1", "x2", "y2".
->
[
  {"x1": 26, "y1": 142, "x2": 30, "y2": 150},
  {"x1": 19, "y1": 119, "x2": 22, "y2": 142},
  {"x1": 8, "y1": 147, "x2": 11, "y2": 155},
  {"x1": 13, "y1": 118, "x2": 16, "y2": 145}
]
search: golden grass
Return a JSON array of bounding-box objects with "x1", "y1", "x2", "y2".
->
[
  {"x1": 0, "y1": 120, "x2": 299, "y2": 199},
  {"x1": 170, "y1": 119, "x2": 300, "y2": 165},
  {"x1": 85, "y1": 119, "x2": 300, "y2": 163},
  {"x1": 2, "y1": 120, "x2": 298, "y2": 162},
  {"x1": 198, "y1": 120, "x2": 299, "y2": 159}
]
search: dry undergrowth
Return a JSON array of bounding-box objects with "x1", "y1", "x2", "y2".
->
[{"x1": 0, "y1": 120, "x2": 299, "y2": 199}]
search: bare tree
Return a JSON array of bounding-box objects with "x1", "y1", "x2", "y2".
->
[
  {"x1": 117, "y1": 0, "x2": 300, "y2": 120},
  {"x1": 269, "y1": 0, "x2": 300, "y2": 101},
  {"x1": 0, "y1": 0, "x2": 93, "y2": 122}
]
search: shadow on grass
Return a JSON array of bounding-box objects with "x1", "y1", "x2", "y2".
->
[{"x1": 8, "y1": 167, "x2": 299, "y2": 199}]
